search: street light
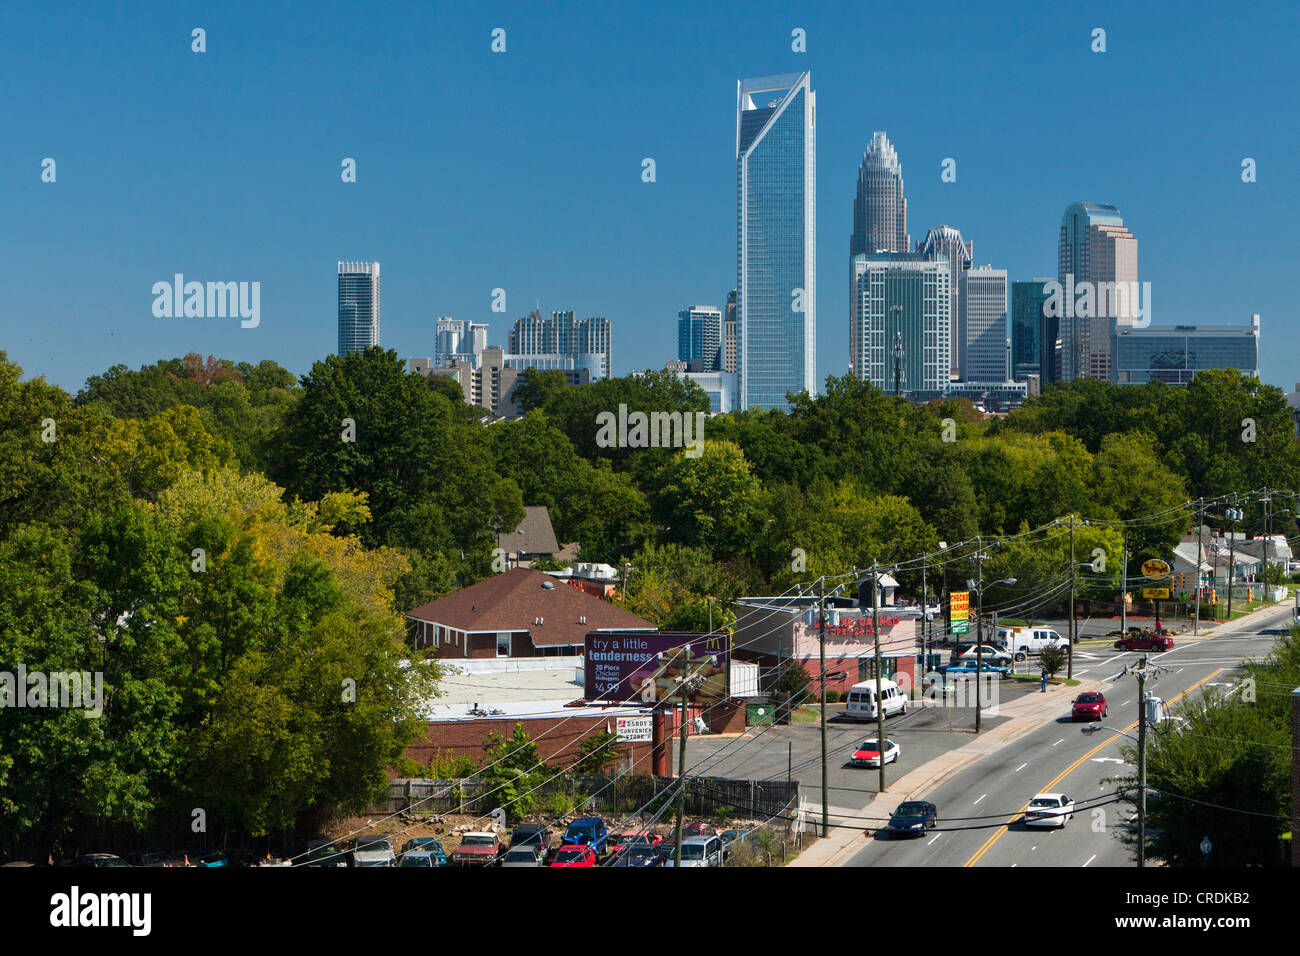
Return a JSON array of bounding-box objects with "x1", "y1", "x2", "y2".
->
[{"x1": 970, "y1": 535, "x2": 1015, "y2": 734}]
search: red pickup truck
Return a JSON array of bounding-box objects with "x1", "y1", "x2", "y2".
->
[{"x1": 450, "y1": 832, "x2": 504, "y2": 866}]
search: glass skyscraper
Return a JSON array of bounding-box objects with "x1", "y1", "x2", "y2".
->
[
  {"x1": 960, "y1": 266, "x2": 1009, "y2": 382},
  {"x1": 851, "y1": 132, "x2": 909, "y2": 256},
  {"x1": 737, "y1": 72, "x2": 816, "y2": 411},
  {"x1": 1010, "y1": 279, "x2": 1051, "y2": 382},
  {"x1": 917, "y1": 225, "x2": 972, "y2": 377},
  {"x1": 338, "y1": 261, "x2": 380, "y2": 356},
  {"x1": 1112, "y1": 317, "x2": 1260, "y2": 384},
  {"x1": 1057, "y1": 202, "x2": 1138, "y2": 382},
  {"x1": 677, "y1": 306, "x2": 723, "y2": 371},
  {"x1": 850, "y1": 252, "x2": 951, "y2": 394}
]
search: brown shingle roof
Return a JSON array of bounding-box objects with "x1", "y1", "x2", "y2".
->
[
  {"x1": 508, "y1": 506, "x2": 560, "y2": 557},
  {"x1": 405, "y1": 567, "x2": 655, "y2": 647}
]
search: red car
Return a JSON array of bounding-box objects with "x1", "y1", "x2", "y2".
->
[
  {"x1": 1071, "y1": 692, "x2": 1108, "y2": 721},
  {"x1": 549, "y1": 844, "x2": 599, "y2": 867},
  {"x1": 1114, "y1": 633, "x2": 1173, "y2": 652},
  {"x1": 610, "y1": 831, "x2": 663, "y2": 855},
  {"x1": 680, "y1": 822, "x2": 716, "y2": 839}
]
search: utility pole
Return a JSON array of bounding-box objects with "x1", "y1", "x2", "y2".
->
[
  {"x1": 1227, "y1": 496, "x2": 1241, "y2": 622},
  {"x1": 673, "y1": 671, "x2": 689, "y2": 866},
  {"x1": 1194, "y1": 498, "x2": 1203, "y2": 636},
  {"x1": 1136, "y1": 658, "x2": 1148, "y2": 869},
  {"x1": 921, "y1": 556, "x2": 929, "y2": 681},
  {"x1": 872, "y1": 561, "x2": 886, "y2": 794},
  {"x1": 818, "y1": 581, "x2": 829, "y2": 838},
  {"x1": 975, "y1": 537, "x2": 985, "y2": 734},
  {"x1": 1119, "y1": 526, "x2": 1128, "y2": 635},
  {"x1": 1068, "y1": 515, "x2": 1077, "y2": 680}
]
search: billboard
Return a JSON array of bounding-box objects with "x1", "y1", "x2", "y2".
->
[
  {"x1": 584, "y1": 632, "x2": 729, "y2": 704},
  {"x1": 1141, "y1": 559, "x2": 1171, "y2": 580},
  {"x1": 615, "y1": 715, "x2": 653, "y2": 742},
  {"x1": 950, "y1": 591, "x2": 970, "y2": 635}
]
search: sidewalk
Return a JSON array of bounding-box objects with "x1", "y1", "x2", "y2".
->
[{"x1": 791, "y1": 598, "x2": 1292, "y2": 867}]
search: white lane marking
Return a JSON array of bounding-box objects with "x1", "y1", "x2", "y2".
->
[
  {"x1": 1074, "y1": 668, "x2": 1092, "y2": 675},
  {"x1": 1052, "y1": 738, "x2": 1064, "y2": 746},
  {"x1": 1083, "y1": 854, "x2": 1097, "y2": 867},
  {"x1": 1015, "y1": 762, "x2": 1028, "y2": 772},
  {"x1": 927, "y1": 833, "x2": 943, "y2": 846},
  {"x1": 973, "y1": 793, "x2": 987, "y2": 805},
  {"x1": 1122, "y1": 700, "x2": 1132, "y2": 706},
  {"x1": 1092, "y1": 757, "x2": 1125, "y2": 764}
]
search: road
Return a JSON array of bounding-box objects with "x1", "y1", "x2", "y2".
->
[{"x1": 841, "y1": 606, "x2": 1290, "y2": 867}]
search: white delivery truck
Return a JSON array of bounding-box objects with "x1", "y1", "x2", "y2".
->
[{"x1": 996, "y1": 625, "x2": 1068, "y2": 657}]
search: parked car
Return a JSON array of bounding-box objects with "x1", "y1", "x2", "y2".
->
[
  {"x1": 399, "y1": 837, "x2": 448, "y2": 866},
  {"x1": 450, "y1": 832, "x2": 504, "y2": 867},
  {"x1": 549, "y1": 844, "x2": 599, "y2": 867},
  {"x1": 302, "y1": 839, "x2": 349, "y2": 867},
  {"x1": 718, "y1": 829, "x2": 749, "y2": 858},
  {"x1": 845, "y1": 679, "x2": 908, "y2": 720},
  {"x1": 943, "y1": 659, "x2": 1008, "y2": 678},
  {"x1": 610, "y1": 830, "x2": 663, "y2": 856},
  {"x1": 997, "y1": 626, "x2": 1068, "y2": 658},
  {"x1": 679, "y1": 822, "x2": 716, "y2": 839},
  {"x1": 850, "y1": 738, "x2": 900, "y2": 769},
  {"x1": 1114, "y1": 632, "x2": 1173, "y2": 652},
  {"x1": 957, "y1": 644, "x2": 1018, "y2": 666},
  {"x1": 663, "y1": 835, "x2": 724, "y2": 867},
  {"x1": 350, "y1": 836, "x2": 397, "y2": 867},
  {"x1": 1071, "y1": 692, "x2": 1108, "y2": 721},
  {"x1": 886, "y1": 801, "x2": 938, "y2": 837},
  {"x1": 508, "y1": 825, "x2": 553, "y2": 863},
  {"x1": 561, "y1": 817, "x2": 608, "y2": 855},
  {"x1": 69, "y1": 853, "x2": 130, "y2": 868},
  {"x1": 197, "y1": 848, "x2": 258, "y2": 867},
  {"x1": 611, "y1": 844, "x2": 664, "y2": 867},
  {"x1": 126, "y1": 850, "x2": 177, "y2": 867},
  {"x1": 501, "y1": 846, "x2": 545, "y2": 868},
  {"x1": 1024, "y1": 792, "x2": 1074, "y2": 828},
  {"x1": 398, "y1": 850, "x2": 441, "y2": 867}
]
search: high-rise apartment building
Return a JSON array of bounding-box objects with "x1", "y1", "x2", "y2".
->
[
  {"x1": 737, "y1": 72, "x2": 816, "y2": 410},
  {"x1": 851, "y1": 132, "x2": 909, "y2": 256},
  {"x1": 1011, "y1": 279, "x2": 1052, "y2": 382},
  {"x1": 677, "y1": 306, "x2": 723, "y2": 371},
  {"x1": 1057, "y1": 202, "x2": 1139, "y2": 382},
  {"x1": 337, "y1": 261, "x2": 380, "y2": 356},
  {"x1": 506, "y1": 310, "x2": 612, "y2": 380},
  {"x1": 723, "y1": 290, "x2": 738, "y2": 374},
  {"x1": 959, "y1": 266, "x2": 1009, "y2": 382},
  {"x1": 850, "y1": 252, "x2": 951, "y2": 394},
  {"x1": 916, "y1": 225, "x2": 973, "y2": 377}
]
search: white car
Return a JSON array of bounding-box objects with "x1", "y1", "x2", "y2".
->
[
  {"x1": 850, "y1": 738, "x2": 900, "y2": 768},
  {"x1": 1024, "y1": 792, "x2": 1074, "y2": 828}
]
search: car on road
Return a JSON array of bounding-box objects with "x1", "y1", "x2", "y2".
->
[
  {"x1": 1114, "y1": 632, "x2": 1173, "y2": 652},
  {"x1": 611, "y1": 844, "x2": 664, "y2": 867},
  {"x1": 398, "y1": 850, "x2": 441, "y2": 867},
  {"x1": 562, "y1": 817, "x2": 609, "y2": 855},
  {"x1": 350, "y1": 836, "x2": 397, "y2": 867},
  {"x1": 1024, "y1": 793, "x2": 1074, "y2": 828},
  {"x1": 400, "y1": 837, "x2": 448, "y2": 866},
  {"x1": 508, "y1": 825, "x2": 553, "y2": 864},
  {"x1": 845, "y1": 678, "x2": 908, "y2": 720},
  {"x1": 1071, "y1": 692, "x2": 1108, "y2": 721},
  {"x1": 957, "y1": 644, "x2": 1019, "y2": 665},
  {"x1": 886, "y1": 801, "x2": 938, "y2": 837},
  {"x1": 550, "y1": 844, "x2": 599, "y2": 867},
  {"x1": 663, "y1": 835, "x2": 724, "y2": 867},
  {"x1": 943, "y1": 659, "x2": 1009, "y2": 678},
  {"x1": 451, "y1": 832, "x2": 504, "y2": 867},
  {"x1": 997, "y1": 626, "x2": 1068, "y2": 658},
  {"x1": 500, "y1": 846, "x2": 546, "y2": 868},
  {"x1": 849, "y1": 738, "x2": 900, "y2": 768}
]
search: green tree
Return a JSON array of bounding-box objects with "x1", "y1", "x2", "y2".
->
[{"x1": 481, "y1": 723, "x2": 546, "y2": 822}]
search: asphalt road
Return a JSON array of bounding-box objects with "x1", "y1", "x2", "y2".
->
[{"x1": 841, "y1": 606, "x2": 1291, "y2": 867}]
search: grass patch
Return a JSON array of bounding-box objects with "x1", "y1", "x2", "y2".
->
[{"x1": 790, "y1": 706, "x2": 819, "y2": 724}]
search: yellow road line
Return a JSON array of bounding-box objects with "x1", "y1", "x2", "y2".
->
[{"x1": 962, "y1": 668, "x2": 1223, "y2": 867}]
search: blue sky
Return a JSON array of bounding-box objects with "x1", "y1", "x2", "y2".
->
[{"x1": 3, "y1": 0, "x2": 1297, "y2": 394}]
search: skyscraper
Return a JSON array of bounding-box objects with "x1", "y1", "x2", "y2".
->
[
  {"x1": 337, "y1": 261, "x2": 380, "y2": 356},
  {"x1": 1011, "y1": 279, "x2": 1052, "y2": 382},
  {"x1": 916, "y1": 225, "x2": 973, "y2": 377},
  {"x1": 960, "y1": 266, "x2": 1009, "y2": 382},
  {"x1": 1057, "y1": 202, "x2": 1139, "y2": 381},
  {"x1": 850, "y1": 252, "x2": 951, "y2": 394},
  {"x1": 723, "y1": 290, "x2": 738, "y2": 374},
  {"x1": 434, "y1": 316, "x2": 487, "y2": 368},
  {"x1": 677, "y1": 306, "x2": 723, "y2": 371},
  {"x1": 851, "y1": 132, "x2": 909, "y2": 259},
  {"x1": 506, "y1": 310, "x2": 612, "y2": 380},
  {"x1": 737, "y1": 72, "x2": 816, "y2": 411}
]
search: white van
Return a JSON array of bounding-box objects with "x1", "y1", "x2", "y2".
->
[
  {"x1": 997, "y1": 626, "x2": 1067, "y2": 657},
  {"x1": 845, "y1": 679, "x2": 907, "y2": 721}
]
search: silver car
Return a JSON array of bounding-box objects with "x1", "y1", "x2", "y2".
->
[
  {"x1": 663, "y1": 835, "x2": 723, "y2": 868},
  {"x1": 351, "y1": 836, "x2": 396, "y2": 867},
  {"x1": 500, "y1": 846, "x2": 544, "y2": 868}
]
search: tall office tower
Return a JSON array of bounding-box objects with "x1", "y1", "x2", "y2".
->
[
  {"x1": 574, "y1": 315, "x2": 612, "y2": 378},
  {"x1": 1057, "y1": 202, "x2": 1139, "y2": 381},
  {"x1": 434, "y1": 316, "x2": 488, "y2": 368},
  {"x1": 506, "y1": 310, "x2": 612, "y2": 380},
  {"x1": 851, "y1": 132, "x2": 909, "y2": 257},
  {"x1": 723, "y1": 290, "x2": 738, "y2": 373},
  {"x1": 916, "y1": 225, "x2": 973, "y2": 377},
  {"x1": 959, "y1": 266, "x2": 1009, "y2": 382},
  {"x1": 737, "y1": 72, "x2": 816, "y2": 411},
  {"x1": 850, "y1": 252, "x2": 951, "y2": 394},
  {"x1": 1010, "y1": 279, "x2": 1052, "y2": 382},
  {"x1": 337, "y1": 261, "x2": 380, "y2": 356},
  {"x1": 1112, "y1": 315, "x2": 1261, "y2": 384},
  {"x1": 677, "y1": 306, "x2": 723, "y2": 371}
]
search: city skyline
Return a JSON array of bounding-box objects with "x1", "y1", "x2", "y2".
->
[{"x1": 4, "y1": 3, "x2": 1293, "y2": 394}]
